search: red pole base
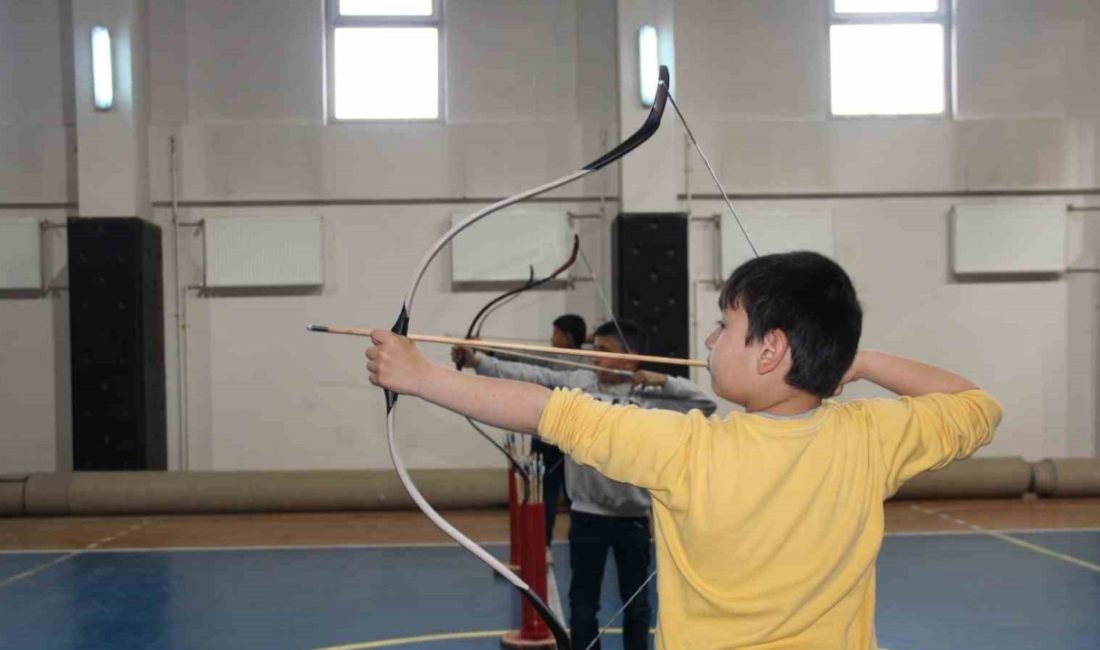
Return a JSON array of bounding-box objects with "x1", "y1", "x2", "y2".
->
[
  {"x1": 509, "y1": 467, "x2": 522, "y2": 568},
  {"x1": 499, "y1": 630, "x2": 557, "y2": 649},
  {"x1": 516, "y1": 501, "x2": 553, "y2": 639}
]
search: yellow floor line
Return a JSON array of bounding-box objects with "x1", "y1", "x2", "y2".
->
[
  {"x1": 315, "y1": 627, "x2": 656, "y2": 650},
  {"x1": 316, "y1": 629, "x2": 512, "y2": 650}
]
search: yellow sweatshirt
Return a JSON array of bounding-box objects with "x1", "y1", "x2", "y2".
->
[{"x1": 538, "y1": 389, "x2": 1002, "y2": 649}]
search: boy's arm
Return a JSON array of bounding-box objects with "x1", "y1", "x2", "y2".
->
[
  {"x1": 539, "y1": 389, "x2": 695, "y2": 503},
  {"x1": 634, "y1": 373, "x2": 718, "y2": 416},
  {"x1": 369, "y1": 331, "x2": 695, "y2": 500},
  {"x1": 466, "y1": 350, "x2": 591, "y2": 389},
  {"x1": 844, "y1": 351, "x2": 1002, "y2": 496},
  {"x1": 368, "y1": 331, "x2": 550, "y2": 434},
  {"x1": 844, "y1": 350, "x2": 977, "y2": 396}
]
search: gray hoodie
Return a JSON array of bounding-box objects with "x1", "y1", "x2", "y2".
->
[{"x1": 475, "y1": 355, "x2": 718, "y2": 518}]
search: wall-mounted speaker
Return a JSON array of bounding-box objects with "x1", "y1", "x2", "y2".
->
[
  {"x1": 612, "y1": 213, "x2": 689, "y2": 378},
  {"x1": 68, "y1": 217, "x2": 166, "y2": 470}
]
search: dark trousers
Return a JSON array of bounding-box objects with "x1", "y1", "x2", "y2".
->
[
  {"x1": 568, "y1": 511, "x2": 652, "y2": 650},
  {"x1": 532, "y1": 437, "x2": 568, "y2": 545}
]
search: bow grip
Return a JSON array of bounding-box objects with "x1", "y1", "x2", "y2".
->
[{"x1": 384, "y1": 306, "x2": 410, "y2": 413}]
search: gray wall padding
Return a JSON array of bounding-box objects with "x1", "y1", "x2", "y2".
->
[
  {"x1": 4, "y1": 469, "x2": 507, "y2": 517},
  {"x1": 23, "y1": 472, "x2": 70, "y2": 516},
  {"x1": 891, "y1": 457, "x2": 1032, "y2": 499},
  {"x1": 0, "y1": 475, "x2": 28, "y2": 517},
  {"x1": 2, "y1": 457, "x2": 1097, "y2": 517},
  {"x1": 1033, "y1": 459, "x2": 1100, "y2": 497},
  {"x1": 1033, "y1": 460, "x2": 1057, "y2": 495}
]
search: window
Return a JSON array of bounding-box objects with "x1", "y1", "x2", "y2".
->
[
  {"x1": 828, "y1": 0, "x2": 951, "y2": 117},
  {"x1": 326, "y1": 0, "x2": 441, "y2": 121}
]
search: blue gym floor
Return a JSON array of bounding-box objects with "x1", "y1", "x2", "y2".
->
[{"x1": 1, "y1": 530, "x2": 1098, "y2": 649}]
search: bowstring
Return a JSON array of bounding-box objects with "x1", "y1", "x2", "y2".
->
[
  {"x1": 667, "y1": 94, "x2": 758, "y2": 259},
  {"x1": 584, "y1": 568, "x2": 657, "y2": 650},
  {"x1": 585, "y1": 89, "x2": 758, "y2": 650}
]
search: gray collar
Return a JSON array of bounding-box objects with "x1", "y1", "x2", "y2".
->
[{"x1": 754, "y1": 407, "x2": 820, "y2": 421}]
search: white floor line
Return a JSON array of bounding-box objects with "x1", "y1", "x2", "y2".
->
[
  {"x1": 884, "y1": 526, "x2": 1100, "y2": 537},
  {"x1": 909, "y1": 505, "x2": 1100, "y2": 574},
  {"x1": 977, "y1": 527, "x2": 1100, "y2": 574},
  {"x1": 0, "y1": 551, "x2": 82, "y2": 589},
  {"x1": 0, "y1": 520, "x2": 150, "y2": 589},
  {"x1": 0, "y1": 540, "x2": 513, "y2": 555}
]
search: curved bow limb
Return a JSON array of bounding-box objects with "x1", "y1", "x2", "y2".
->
[
  {"x1": 467, "y1": 235, "x2": 579, "y2": 344},
  {"x1": 380, "y1": 66, "x2": 670, "y2": 650},
  {"x1": 458, "y1": 237, "x2": 580, "y2": 499}
]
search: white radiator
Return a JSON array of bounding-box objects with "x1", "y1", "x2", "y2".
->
[
  {"x1": 203, "y1": 216, "x2": 324, "y2": 288},
  {"x1": 0, "y1": 218, "x2": 42, "y2": 290},
  {"x1": 952, "y1": 205, "x2": 1065, "y2": 274},
  {"x1": 450, "y1": 210, "x2": 574, "y2": 284}
]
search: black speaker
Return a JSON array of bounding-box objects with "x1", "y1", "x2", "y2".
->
[
  {"x1": 68, "y1": 217, "x2": 167, "y2": 470},
  {"x1": 612, "y1": 213, "x2": 690, "y2": 378}
]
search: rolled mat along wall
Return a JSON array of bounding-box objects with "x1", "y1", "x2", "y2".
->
[
  {"x1": 890, "y1": 457, "x2": 1033, "y2": 499},
  {"x1": 1032, "y1": 458, "x2": 1100, "y2": 497},
  {"x1": 0, "y1": 457, "x2": 1087, "y2": 517},
  {"x1": 0, "y1": 475, "x2": 27, "y2": 516},
  {"x1": 2, "y1": 469, "x2": 508, "y2": 517}
]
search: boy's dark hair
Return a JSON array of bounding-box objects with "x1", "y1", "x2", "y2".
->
[
  {"x1": 719, "y1": 251, "x2": 862, "y2": 398},
  {"x1": 593, "y1": 319, "x2": 646, "y2": 354},
  {"x1": 552, "y1": 314, "x2": 587, "y2": 349}
]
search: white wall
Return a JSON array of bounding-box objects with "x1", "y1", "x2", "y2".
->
[
  {"x1": 0, "y1": 0, "x2": 73, "y2": 202},
  {"x1": 0, "y1": 0, "x2": 73, "y2": 473},
  {"x1": 687, "y1": 196, "x2": 1095, "y2": 460},
  {"x1": 0, "y1": 0, "x2": 73, "y2": 204},
  {"x1": 72, "y1": 0, "x2": 151, "y2": 217},
  {"x1": 2, "y1": 0, "x2": 1099, "y2": 473},
  {"x1": 162, "y1": 203, "x2": 612, "y2": 470},
  {"x1": 145, "y1": 0, "x2": 623, "y2": 471},
  {"x1": 0, "y1": 208, "x2": 71, "y2": 473},
  {"x1": 675, "y1": 0, "x2": 1100, "y2": 461}
]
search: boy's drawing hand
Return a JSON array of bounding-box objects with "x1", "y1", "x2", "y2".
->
[
  {"x1": 450, "y1": 344, "x2": 480, "y2": 370},
  {"x1": 632, "y1": 370, "x2": 668, "y2": 388},
  {"x1": 833, "y1": 352, "x2": 865, "y2": 396},
  {"x1": 366, "y1": 331, "x2": 434, "y2": 397}
]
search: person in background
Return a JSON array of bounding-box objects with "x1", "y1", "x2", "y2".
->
[
  {"x1": 464, "y1": 314, "x2": 587, "y2": 546},
  {"x1": 535, "y1": 314, "x2": 586, "y2": 545},
  {"x1": 454, "y1": 319, "x2": 716, "y2": 650}
]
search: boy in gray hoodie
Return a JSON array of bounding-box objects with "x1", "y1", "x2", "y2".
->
[{"x1": 454, "y1": 320, "x2": 716, "y2": 650}]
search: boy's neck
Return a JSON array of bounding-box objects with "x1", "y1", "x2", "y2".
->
[{"x1": 746, "y1": 391, "x2": 822, "y2": 416}]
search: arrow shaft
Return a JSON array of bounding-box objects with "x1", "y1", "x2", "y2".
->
[{"x1": 310, "y1": 325, "x2": 707, "y2": 368}]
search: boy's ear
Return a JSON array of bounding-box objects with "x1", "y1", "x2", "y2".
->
[{"x1": 757, "y1": 328, "x2": 789, "y2": 376}]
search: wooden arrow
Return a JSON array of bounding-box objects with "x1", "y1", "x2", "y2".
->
[{"x1": 308, "y1": 325, "x2": 707, "y2": 368}]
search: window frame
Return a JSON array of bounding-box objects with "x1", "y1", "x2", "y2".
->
[
  {"x1": 826, "y1": 0, "x2": 954, "y2": 120},
  {"x1": 324, "y1": 0, "x2": 445, "y2": 123}
]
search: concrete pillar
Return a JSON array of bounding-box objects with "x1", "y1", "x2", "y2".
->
[
  {"x1": 71, "y1": 0, "x2": 148, "y2": 218},
  {"x1": 617, "y1": 0, "x2": 677, "y2": 213}
]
